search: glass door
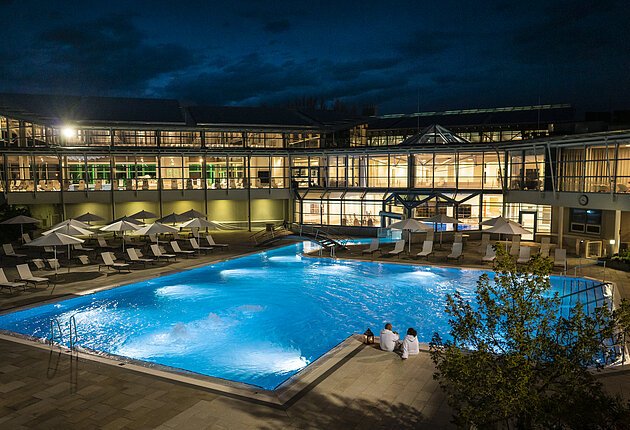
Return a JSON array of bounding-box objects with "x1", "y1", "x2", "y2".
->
[{"x1": 519, "y1": 211, "x2": 537, "y2": 241}]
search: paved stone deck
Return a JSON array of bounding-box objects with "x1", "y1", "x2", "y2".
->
[{"x1": 0, "y1": 232, "x2": 628, "y2": 428}]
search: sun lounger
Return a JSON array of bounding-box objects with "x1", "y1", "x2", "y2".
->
[
  {"x1": 447, "y1": 242, "x2": 463, "y2": 261},
  {"x1": 3, "y1": 243, "x2": 27, "y2": 259},
  {"x1": 77, "y1": 255, "x2": 90, "y2": 265},
  {"x1": 479, "y1": 233, "x2": 490, "y2": 252},
  {"x1": 416, "y1": 240, "x2": 434, "y2": 259},
  {"x1": 206, "y1": 235, "x2": 228, "y2": 250},
  {"x1": 189, "y1": 238, "x2": 213, "y2": 254},
  {"x1": 99, "y1": 252, "x2": 131, "y2": 272},
  {"x1": 0, "y1": 268, "x2": 26, "y2": 293},
  {"x1": 362, "y1": 239, "x2": 381, "y2": 255},
  {"x1": 150, "y1": 244, "x2": 176, "y2": 261},
  {"x1": 517, "y1": 246, "x2": 531, "y2": 264},
  {"x1": 509, "y1": 236, "x2": 521, "y2": 256},
  {"x1": 453, "y1": 233, "x2": 463, "y2": 244},
  {"x1": 46, "y1": 259, "x2": 61, "y2": 271},
  {"x1": 127, "y1": 248, "x2": 155, "y2": 266},
  {"x1": 22, "y1": 233, "x2": 32, "y2": 244},
  {"x1": 44, "y1": 246, "x2": 65, "y2": 255},
  {"x1": 539, "y1": 244, "x2": 550, "y2": 258},
  {"x1": 387, "y1": 240, "x2": 405, "y2": 257},
  {"x1": 97, "y1": 237, "x2": 116, "y2": 249},
  {"x1": 541, "y1": 236, "x2": 551, "y2": 246},
  {"x1": 170, "y1": 241, "x2": 195, "y2": 258},
  {"x1": 482, "y1": 245, "x2": 496, "y2": 263},
  {"x1": 74, "y1": 243, "x2": 94, "y2": 252},
  {"x1": 554, "y1": 248, "x2": 567, "y2": 270},
  {"x1": 16, "y1": 264, "x2": 50, "y2": 288}
]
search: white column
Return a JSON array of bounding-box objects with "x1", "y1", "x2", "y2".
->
[
  {"x1": 614, "y1": 210, "x2": 621, "y2": 254},
  {"x1": 557, "y1": 206, "x2": 564, "y2": 248}
]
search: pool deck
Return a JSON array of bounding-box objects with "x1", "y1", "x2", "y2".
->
[{"x1": 0, "y1": 232, "x2": 629, "y2": 428}]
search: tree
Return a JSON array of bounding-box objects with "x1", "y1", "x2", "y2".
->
[{"x1": 430, "y1": 245, "x2": 630, "y2": 429}]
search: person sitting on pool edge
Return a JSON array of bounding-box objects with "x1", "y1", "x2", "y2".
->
[
  {"x1": 401, "y1": 327, "x2": 419, "y2": 360},
  {"x1": 379, "y1": 323, "x2": 399, "y2": 352}
]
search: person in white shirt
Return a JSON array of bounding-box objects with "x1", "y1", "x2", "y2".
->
[
  {"x1": 379, "y1": 323, "x2": 400, "y2": 352},
  {"x1": 401, "y1": 327, "x2": 420, "y2": 359}
]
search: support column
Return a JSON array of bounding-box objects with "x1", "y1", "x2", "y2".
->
[
  {"x1": 557, "y1": 206, "x2": 564, "y2": 248},
  {"x1": 614, "y1": 209, "x2": 621, "y2": 254}
]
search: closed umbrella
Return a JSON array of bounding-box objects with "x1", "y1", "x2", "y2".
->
[
  {"x1": 27, "y1": 232, "x2": 84, "y2": 275},
  {"x1": 180, "y1": 209, "x2": 206, "y2": 220},
  {"x1": 423, "y1": 214, "x2": 462, "y2": 247},
  {"x1": 181, "y1": 217, "x2": 213, "y2": 240},
  {"x1": 100, "y1": 220, "x2": 140, "y2": 251},
  {"x1": 1, "y1": 215, "x2": 40, "y2": 243},
  {"x1": 130, "y1": 210, "x2": 157, "y2": 223},
  {"x1": 389, "y1": 218, "x2": 432, "y2": 253},
  {"x1": 134, "y1": 222, "x2": 178, "y2": 246},
  {"x1": 75, "y1": 212, "x2": 104, "y2": 225},
  {"x1": 157, "y1": 212, "x2": 188, "y2": 225}
]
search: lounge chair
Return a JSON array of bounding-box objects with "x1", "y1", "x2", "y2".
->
[
  {"x1": 16, "y1": 264, "x2": 50, "y2": 288},
  {"x1": 206, "y1": 235, "x2": 228, "y2": 250},
  {"x1": 0, "y1": 268, "x2": 26, "y2": 293},
  {"x1": 482, "y1": 245, "x2": 496, "y2": 263},
  {"x1": 170, "y1": 241, "x2": 195, "y2": 258},
  {"x1": 189, "y1": 238, "x2": 213, "y2": 254},
  {"x1": 150, "y1": 244, "x2": 176, "y2": 261},
  {"x1": 387, "y1": 239, "x2": 405, "y2": 258},
  {"x1": 77, "y1": 255, "x2": 91, "y2": 265},
  {"x1": 554, "y1": 248, "x2": 567, "y2": 270},
  {"x1": 447, "y1": 242, "x2": 463, "y2": 261},
  {"x1": 99, "y1": 252, "x2": 131, "y2": 272},
  {"x1": 127, "y1": 248, "x2": 155, "y2": 266},
  {"x1": 517, "y1": 246, "x2": 531, "y2": 264},
  {"x1": 539, "y1": 244, "x2": 550, "y2": 258},
  {"x1": 454, "y1": 233, "x2": 463, "y2": 244},
  {"x1": 541, "y1": 236, "x2": 551, "y2": 246},
  {"x1": 148, "y1": 234, "x2": 158, "y2": 243},
  {"x1": 416, "y1": 240, "x2": 434, "y2": 259},
  {"x1": 97, "y1": 237, "x2": 116, "y2": 249},
  {"x1": 46, "y1": 259, "x2": 61, "y2": 271},
  {"x1": 361, "y1": 239, "x2": 380, "y2": 255},
  {"x1": 74, "y1": 243, "x2": 94, "y2": 252},
  {"x1": 44, "y1": 246, "x2": 65, "y2": 255},
  {"x1": 31, "y1": 258, "x2": 47, "y2": 271},
  {"x1": 509, "y1": 236, "x2": 521, "y2": 256},
  {"x1": 479, "y1": 233, "x2": 490, "y2": 252},
  {"x1": 3, "y1": 243, "x2": 27, "y2": 259},
  {"x1": 22, "y1": 233, "x2": 32, "y2": 244}
]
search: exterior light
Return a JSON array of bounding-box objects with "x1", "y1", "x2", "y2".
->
[
  {"x1": 610, "y1": 239, "x2": 616, "y2": 245},
  {"x1": 363, "y1": 328, "x2": 375, "y2": 344},
  {"x1": 61, "y1": 126, "x2": 76, "y2": 139}
]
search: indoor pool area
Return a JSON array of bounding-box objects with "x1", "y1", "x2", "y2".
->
[{"x1": 0, "y1": 242, "x2": 610, "y2": 391}]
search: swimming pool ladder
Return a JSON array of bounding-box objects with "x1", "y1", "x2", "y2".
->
[{"x1": 48, "y1": 314, "x2": 79, "y2": 351}]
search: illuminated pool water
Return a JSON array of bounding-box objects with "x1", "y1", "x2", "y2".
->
[{"x1": 0, "y1": 243, "x2": 603, "y2": 389}]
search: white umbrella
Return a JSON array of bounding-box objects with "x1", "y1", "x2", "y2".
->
[
  {"x1": 1, "y1": 215, "x2": 41, "y2": 243},
  {"x1": 50, "y1": 219, "x2": 92, "y2": 231},
  {"x1": 389, "y1": 218, "x2": 432, "y2": 253},
  {"x1": 481, "y1": 216, "x2": 510, "y2": 227},
  {"x1": 423, "y1": 214, "x2": 462, "y2": 247},
  {"x1": 100, "y1": 220, "x2": 140, "y2": 251},
  {"x1": 181, "y1": 217, "x2": 214, "y2": 240},
  {"x1": 486, "y1": 220, "x2": 532, "y2": 249},
  {"x1": 43, "y1": 224, "x2": 93, "y2": 259},
  {"x1": 134, "y1": 222, "x2": 178, "y2": 246},
  {"x1": 27, "y1": 232, "x2": 84, "y2": 275}
]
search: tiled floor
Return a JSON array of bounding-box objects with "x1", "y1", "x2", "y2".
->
[{"x1": 0, "y1": 233, "x2": 628, "y2": 428}]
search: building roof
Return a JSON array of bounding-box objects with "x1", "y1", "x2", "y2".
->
[
  {"x1": 0, "y1": 93, "x2": 186, "y2": 126},
  {"x1": 186, "y1": 105, "x2": 317, "y2": 129},
  {"x1": 400, "y1": 125, "x2": 470, "y2": 146}
]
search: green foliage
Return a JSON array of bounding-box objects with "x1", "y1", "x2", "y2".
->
[
  {"x1": 430, "y1": 244, "x2": 630, "y2": 429},
  {"x1": 611, "y1": 249, "x2": 630, "y2": 264}
]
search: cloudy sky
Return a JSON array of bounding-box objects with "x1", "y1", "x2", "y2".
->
[{"x1": 0, "y1": 0, "x2": 628, "y2": 114}]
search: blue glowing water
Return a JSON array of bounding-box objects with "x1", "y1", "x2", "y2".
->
[{"x1": 0, "y1": 243, "x2": 602, "y2": 389}]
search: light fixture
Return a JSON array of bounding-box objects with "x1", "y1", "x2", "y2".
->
[
  {"x1": 61, "y1": 126, "x2": 76, "y2": 139},
  {"x1": 610, "y1": 239, "x2": 616, "y2": 245}
]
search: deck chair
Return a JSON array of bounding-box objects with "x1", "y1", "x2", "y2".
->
[
  {"x1": 554, "y1": 248, "x2": 567, "y2": 270},
  {"x1": 97, "y1": 237, "x2": 115, "y2": 249},
  {"x1": 44, "y1": 246, "x2": 65, "y2": 255},
  {"x1": 482, "y1": 245, "x2": 496, "y2": 263},
  {"x1": 77, "y1": 255, "x2": 90, "y2": 265},
  {"x1": 416, "y1": 240, "x2": 434, "y2": 259},
  {"x1": 387, "y1": 240, "x2": 405, "y2": 257},
  {"x1": 31, "y1": 259, "x2": 47, "y2": 271},
  {"x1": 539, "y1": 244, "x2": 551, "y2": 258},
  {"x1": 517, "y1": 246, "x2": 531, "y2": 264},
  {"x1": 3, "y1": 243, "x2": 27, "y2": 259},
  {"x1": 361, "y1": 239, "x2": 380, "y2": 255},
  {"x1": 447, "y1": 242, "x2": 463, "y2": 261},
  {"x1": 509, "y1": 236, "x2": 521, "y2": 256},
  {"x1": 16, "y1": 264, "x2": 50, "y2": 288},
  {"x1": 541, "y1": 236, "x2": 551, "y2": 246},
  {"x1": 189, "y1": 238, "x2": 213, "y2": 254},
  {"x1": 46, "y1": 259, "x2": 61, "y2": 271},
  {"x1": 74, "y1": 243, "x2": 94, "y2": 252},
  {"x1": 454, "y1": 233, "x2": 463, "y2": 244},
  {"x1": 170, "y1": 241, "x2": 195, "y2": 258},
  {"x1": 150, "y1": 244, "x2": 176, "y2": 261},
  {"x1": 206, "y1": 235, "x2": 228, "y2": 250},
  {"x1": 479, "y1": 233, "x2": 490, "y2": 252},
  {"x1": 99, "y1": 252, "x2": 131, "y2": 272},
  {"x1": 127, "y1": 248, "x2": 155, "y2": 266},
  {"x1": 425, "y1": 230, "x2": 435, "y2": 242},
  {"x1": 148, "y1": 234, "x2": 158, "y2": 243},
  {"x1": 22, "y1": 233, "x2": 32, "y2": 244},
  {"x1": 0, "y1": 268, "x2": 26, "y2": 293}
]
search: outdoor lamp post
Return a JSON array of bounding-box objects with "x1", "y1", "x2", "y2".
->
[{"x1": 364, "y1": 328, "x2": 375, "y2": 345}]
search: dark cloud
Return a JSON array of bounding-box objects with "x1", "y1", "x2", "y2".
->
[{"x1": 263, "y1": 19, "x2": 291, "y2": 34}]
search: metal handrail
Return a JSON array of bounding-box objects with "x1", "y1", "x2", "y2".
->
[
  {"x1": 49, "y1": 318, "x2": 63, "y2": 346},
  {"x1": 69, "y1": 315, "x2": 78, "y2": 351}
]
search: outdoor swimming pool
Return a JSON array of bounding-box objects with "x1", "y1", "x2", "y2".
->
[{"x1": 0, "y1": 243, "x2": 605, "y2": 390}]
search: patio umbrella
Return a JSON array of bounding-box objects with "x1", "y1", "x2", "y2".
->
[
  {"x1": 43, "y1": 224, "x2": 93, "y2": 259},
  {"x1": 113, "y1": 215, "x2": 143, "y2": 226},
  {"x1": 75, "y1": 212, "x2": 104, "y2": 225},
  {"x1": 389, "y1": 218, "x2": 432, "y2": 253},
  {"x1": 485, "y1": 220, "x2": 532, "y2": 249},
  {"x1": 134, "y1": 222, "x2": 178, "y2": 246},
  {"x1": 100, "y1": 220, "x2": 140, "y2": 251},
  {"x1": 157, "y1": 212, "x2": 189, "y2": 225},
  {"x1": 180, "y1": 209, "x2": 206, "y2": 220},
  {"x1": 27, "y1": 232, "x2": 84, "y2": 275},
  {"x1": 181, "y1": 217, "x2": 213, "y2": 240},
  {"x1": 481, "y1": 216, "x2": 510, "y2": 227},
  {"x1": 1, "y1": 215, "x2": 40, "y2": 243},
  {"x1": 50, "y1": 219, "x2": 92, "y2": 231},
  {"x1": 423, "y1": 214, "x2": 461, "y2": 247},
  {"x1": 130, "y1": 210, "x2": 157, "y2": 223}
]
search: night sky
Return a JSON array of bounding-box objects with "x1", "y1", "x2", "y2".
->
[{"x1": 1, "y1": 0, "x2": 628, "y2": 114}]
